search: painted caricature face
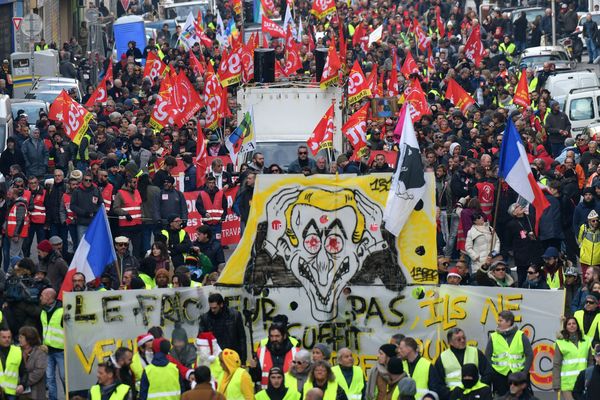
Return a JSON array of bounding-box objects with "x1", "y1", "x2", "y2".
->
[{"x1": 263, "y1": 187, "x2": 386, "y2": 321}]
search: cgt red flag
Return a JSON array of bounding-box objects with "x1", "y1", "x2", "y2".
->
[
  {"x1": 342, "y1": 102, "x2": 369, "y2": 159},
  {"x1": 404, "y1": 79, "x2": 430, "y2": 122},
  {"x1": 366, "y1": 64, "x2": 380, "y2": 97},
  {"x1": 143, "y1": 51, "x2": 168, "y2": 81},
  {"x1": 387, "y1": 48, "x2": 399, "y2": 97},
  {"x1": 49, "y1": 90, "x2": 93, "y2": 145},
  {"x1": 189, "y1": 50, "x2": 205, "y2": 76},
  {"x1": 262, "y1": 15, "x2": 286, "y2": 38},
  {"x1": 196, "y1": 126, "x2": 208, "y2": 187},
  {"x1": 513, "y1": 69, "x2": 531, "y2": 108},
  {"x1": 436, "y1": 12, "x2": 445, "y2": 38},
  {"x1": 445, "y1": 78, "x2": 476, "y2": 115},
  {"x1": 464, "y1": 25, "x2": 486, "y2": 67},
  {"x1": 307, "y1": 104, "x2": 335, "y2": 155},
  {"x1": 240, "y1": 44, "x2": 255, "y2": 82},
  {"x1": 149, "y1": 73, "x2": 175, "y2": 130},
  {"x1": 84, "y1": 76, "x2": 107, "y2": 107},
  {"x1": 320, "y1": 40, "x2": 341, "y2": 89},
  {"x1": 401, "y1": 51, "x2": 419, "y2": 79},
  {"x1": 260, "y1": 0, "x2": 277, "y2": 17},
  {"x1": 172, "y1": 70, "x2": 203, "y2": 127},
  {"x1": 311, "y1": 0, "x2": 336, "y2": 19},
  {"x1": 218, "y1": 48, "x2": 243, "y2": 87},
  {"x1": 347, "y1": 60, "x2": 371, "y2": 105},
  {"x1": 284, "y1": 29, "x2": 302, "y2": 76}
]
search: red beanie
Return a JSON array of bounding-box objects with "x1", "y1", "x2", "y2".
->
[{"x1": 37, "y1": 240, "x2": 52, "y2": 253}]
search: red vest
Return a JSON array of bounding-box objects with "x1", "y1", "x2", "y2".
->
[
  {"x1": 6, "y1": 199, "x2": 30, "y2": 238},
  {"x1": 476, "y1": 181, "x2": 495, "y2": 217},
  {"x1": 256, "y1": 345, "x2": 297, "y2": 388},
  {"x1": 62, "y1": 193, "x2": 76, "y2": 225},
  {"x1": 29, "y1": 189, "x2": 46, "y2": 224},
  {"x1": 199, "y1": 190, "x2": 224, "y2": 225},
  {"x1": 101, "y1": 183, "x2": 114, "y2": 212},
  {"x1": 118, "y1": 189, "x2": 142, "y2": 227}
]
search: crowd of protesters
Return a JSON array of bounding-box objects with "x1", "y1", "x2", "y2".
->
[{"x1": 2, "y1": 0, "x2": 600, "y2": 398}]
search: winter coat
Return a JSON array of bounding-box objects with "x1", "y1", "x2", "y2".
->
[
  {"x1": 158, "y1": 188, "x2": 188, "y2": 223},
  {"x1": 21, "y1": 137, "x2": 48, "y2": 177},
  {"x1": 465, "y1": 224, "x2": 500, "y2": 272},
  {"x1": 38, "y1": 251, "x2": 68, "y2": 292},
  {"x1": 70, "y1": 184, "x2": 102, "y2": 225},
  {"x1": 23, "y1": 345, "x2": 48, "y2": 399},
  {"x1": 538, "y1": 194, "x2": 565, "y2": 241}
]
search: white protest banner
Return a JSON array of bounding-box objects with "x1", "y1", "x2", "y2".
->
[{"x1": 64, "y1": 286, "x2": 564, "y2": 393}]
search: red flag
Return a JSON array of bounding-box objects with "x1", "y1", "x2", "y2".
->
[
  {"x1": 427, "y1": 44, "x2": 436, "y2": 78},
  {"x1": 260, "y1": 0, "x2": 277, "y2": 17},
  {"x1": 320, "y1": 40, "x2": 341, "y2": 89},
  {"x1": 307, "y1": 104, "x2": 335, "y2": 155},
  {"x1": 172, "y1": 70, "x2": 203, "y2": 127},
  {"x1": 400, "y1": 51, "x2": 419, "y2": 79},
  {"x1": 338, "y1": 21, "x2": 346, "y2": 64},
  {"x1": 204, "y1": 64, "x2": 222, "y2": 130},
  {"x1": 464, "y1": 25, "x2": 486, "y2": 67},
  {"x1": 445, "y1": 78, "x2": 476, "y2": 115},
  {"x1": 513, "y1": 69, "x2": 531, "y2": 108},
  {"x1": 196, "y1": 127, "x2": 208, "y2": 188},
  {"x1": 404, "y1": 79, "x2": 430, "y2": 122},
  {"x1": 275, "y1": 60, "x2": 287, "y2": 78},
  {"x1": 347, "y1": 61, "x2": 371, "y2": 104},
  {"x1": 262, "y1": 15, "x2": 286, "y2": 38},
  {"x1": 342, "y1": 102, "x2": 369, "y2": 159},
  {"x1": 352, "y1": 23, "x2": 367, "y2": 47},
  {"x1": 105, "y1": 60, "x2": 113, "y2": 85},
  {"x1": 240, "y1": 44, "x2": 255, "y2": 83},
  {"x1": 218, "y1": 48, "x2": 243, "y2": 87},
  {"x1": 284, "y1": 26, "x2": 302, "y2": 76},
  {"x1": 436, "y1": 12, "x2": 445, "y2": 38},
  {"x1": 366, "y1": 64, "x2": 380, "y2": 97},
  {"x1": 414, "y1": 23, "x2": 431, "y2": 52},
  {"x1": 189, "y1": 50, "x2": 205, "y2": 76},
  {"x1": 311, "y1": 0, "x2": 336, "y2": 19},
  {"x1": 49, "y1": 90, "x2": 93, "y2": 145},
  {"x1": 232, "y1": 0, "x2": 242, "y2": 14},
  {"x1": 84, "y1": 76, "x2": 107, "y2": 107},
  {"x1": 387, "y1": 49, "x2": 399, "y2": 97},
  {"x1": 218, "y1": 82, "x2": 232, "y2": 119},
  {"x1": 143, "y1": 52, "x2": 168, "y2": 81},
  {"x1": 248, "y1": 32, "x2": 259, "y2": 50},
  {"x1": 149, "y1": 73, "x2": 175, "y2": 130}
]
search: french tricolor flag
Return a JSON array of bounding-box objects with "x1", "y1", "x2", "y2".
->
[
  {"x1": 499, "y1": 119, "x2": 550, "y2": 233},
  {"x1": 59, "y1": 207, "x2": 117, "y2": 297}
]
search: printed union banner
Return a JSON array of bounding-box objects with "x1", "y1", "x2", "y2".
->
[{"x1": 64, "y1": 286, "x2": 563, "y2": 392}]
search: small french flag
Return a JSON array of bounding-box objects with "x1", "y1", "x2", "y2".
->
[
  {"x1": 498, "y1": 119, "x2": 550, "y2": 233},
  {"x1": 59, "y1": 207, "x2": 117, "y2": 297}
]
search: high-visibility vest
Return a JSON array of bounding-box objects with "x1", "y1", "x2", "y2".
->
[
  {"x1": 284, "y1": 371, "x2": 298, "y2": 391},
  {"x1": 40, "y1": 307, "x2": 64, "y2": 350},
  {"x1": 6, "y1": 199, "x2": 29, "y2": 238},
  {"x1": 256, "y1": 387, "x2": 301, "y2": 400},
  {"x1": 35, "y1": 44, "x2": 49, "y2": 51},
  {"x1": 440, "y1": 346, "x2": 479, "y2": 389},
  {"x1": 90, "y1": 383, "x2": 130, "y2": 400},
  {"x1": 118, "y1": 189, "x2": 142, "y2": 227},
  {"x1": 402, "y1": 357, "x2": 431, "y2": 398},
  {"x1": 131, "y1": 352, "x2": 148, "y2": 392},
  {"x1": 331, "y1": 365, "x2": 364, "y2": 400},
  {"x1": 139, "y1": 273, "x2": 155, "y2": 289},
  {"x1": 257, "y1": 344, "x2": 298, "y2": 388},
  {"x1": 0, "y1": 345, "x2": 22, "y2": 395},
  {"x1": 391, "y1": 385, "x2": 399, "y2": 400},
  {"x1": 475, "y1": 182, "x2": 495, "y2": 218},
  {"x1": 578, "y1": 225, "x2": 600, "y2": 266},
  {"x1": 555, "y1": 338, "x2": 592, "y2": 391},
  {"x1": 499, "y1": 42, "x2": 516, "y2": 61},
  {"x1": 223, "y1": 367, "x2": 247, "y2": 400},
  {"x1": 457, "y1": 381, "x2": 489, "y2": 397},
  {"x1": 490, "y1": 330, "x2": 526, "y2": 375},
  {"x1": 30, "y1": 189, "x2": 46, "y2": 224},
  {"x1": 160, "y1": 229, "x2": 189, "y2": 260},
  {"x1": 199, "y1": 190, "x2": 224, "y2": 224},
  {"x1": 76, "y1": 133, "x2": 92, "y2": 161},
  {"x1": 102, "y1": 183, "x2": 114, "y2": 212},
  {"x1": 62, "y1": 193, "x2": 76, "y2": 225},
  {"x1": 574, "y1": 310, "x2": 600, "y2": 340},
  {"x1": 144, "y1": 362, "x2": 180, "y2": 400},
  {"x1": 546, "y1": 270, "x2": 563, "y2": 289},
  {"x1": 194, "y1": 357, "x2": 224, "y2": 387},
  {"x1": 303, "y1": 379, "x2": 343, "y2": 400}
]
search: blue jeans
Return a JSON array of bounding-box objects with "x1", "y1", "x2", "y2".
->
[
  {"x1": 515, "y1": 39, "x2": 526, "y2": 53},
  {"x1": 68, "y1": 224, "x2": 79, "y2": 251},
  {"x1": 47, "y1": 351, "x2": 65, "y2": 400},
  {"x1": 551, "y1": 142, "x2": 565, "y2": 158},
  {"x1": 587, "y1": 38, "x2": 597, "y2": 62},
  {"x1": 77, "y1": 225, "x2": 89, "y2": 244},
  {"x1": 141, "y1": 223, "x2": 158, "y2": 255}
]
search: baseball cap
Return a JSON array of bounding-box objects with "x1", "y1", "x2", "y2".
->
[{"x1": 542, "y1": 247, "x2": 559, "y2": 259}]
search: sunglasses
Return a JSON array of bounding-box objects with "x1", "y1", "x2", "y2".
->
[
  {"x1": 495, "y1": 268, "x2": 506, "y2": 272},
  {"x1": 292, "y1": 360, "x2": 305, "y2": 365},
  {"x1": 586, "y1": 300, "x2": 597, "y2": 305},
  {"x1": 592, "y1": 220, "x2": 599, "y2": 223},
  {"x1": 13, "y1": 184, "x2": 24, "y2": 188},
  {"x1": 83, "y1": 178, "x2": 93, "y2": 182},
  {"x1": 527, "y1": 271, "x2": 536, "y2": 275},
  {"x1": 298, "y1": 152, "x2": 308, "y2": 155},
  {"x1": 116, "y1": 243, "x2": 128, "y2": 247}
]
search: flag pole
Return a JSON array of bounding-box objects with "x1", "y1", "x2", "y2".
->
[{"x1": 489, "y1": 177, "x2": 503, "y2": 253}]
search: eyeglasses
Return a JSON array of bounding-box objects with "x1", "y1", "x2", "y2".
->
[
  {"x1": 592, "y1": 220, "x2": 599, "y2": 223},
  {"x1": 298, "y1": 152, "x2": 308, "y2": 155},
  {"x1": 527, "y1": 271, "x2": 536, "y2": 275},
  {"x1": 116, "y1": 243, "x2": 128, "y2": 247},
  {"x1": 292, "y1": 360, "x2": 305, "y2": 365},
  {"x1": 586, "y1": 300, "x2": 597, "y2": 305},
  {"x1": 83, "y1": 178, "x2": 93, "y2": 182},
  {"x1": 495, "y1": 268, "x2": 506, "y2": 272}
]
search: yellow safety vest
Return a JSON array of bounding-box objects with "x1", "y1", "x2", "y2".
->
[
  {"x1": 555, "y1": 338, "x2": 592, "y2": 391},
  {"x1": 131, "y1": 352, "x2": 149, "y2": 388},
  {"x1": 546, "y1": 271, "x2": 562, "y2": 289},
  {"x1": 391, "y1": 385, "x2": 399, "y2": 400},
  {"x1": 303, "y1": 379, "x2": 344, "y2": 400},
  {"x1": 439, "y1": 346, "x2": 479, "y2": 389},
  {"x1": 331, "y1": 365, "x2": 364, "y2": 400},
  {"x1": 402, "y1": 357, "x2": 431, "y2": 398},
  {"x1": 0, "y1": 345, "x2": 22, "y2": 395},
  {"x1": 284, "y1": 371, "x2": 298, "y2": 391},
  {"x1": 161, "y1": 229, "x2": 189, "y2": 259},
  {"x1": 256, "y1": 387, "x2": 301, "y2": 400},
  {"x1": 458, "y1": 380, "x2": 489, "y2": 396},
  {"x1": 144, "y1": 362, "x2": 180, "y2": 400},
  {"x1": 90, "y1": 383, "x2": 130, "y2": 400},
  {"x1": 490, "y1": 330, "x2": 526, "y2": 375},
  {"x1": 41, "y1": 307, "x2": 64, "y2": 350},
  {"x1": 195, "y1": 356, "x2": 224, "y2": 385},
  {"x1": 139, "y1": 273, "x2": 155, "y2": 289},
  {"x1": 574, "y1": 309, "x2": 600, "y2": 341},
  {"x1": 224, "y1": 367, "x2": 247, "y2": 400}
]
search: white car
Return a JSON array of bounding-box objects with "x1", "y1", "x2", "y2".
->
[
  {"x1": 575, "y1": 11, "x2": 600, "y2": 48},
  {"x1": 516, "y1": 46, "x2": 575, "y2": 71}
]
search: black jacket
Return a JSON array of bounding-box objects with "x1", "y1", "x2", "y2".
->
[
  {"x1": 70, "y1": 184, "x2": 102, "y2": 225},
  {"x1": 573, "y1": 364, "x2": 600, "y2": 400},
  {"x1": 45, "y1": 181, "x2": 66, "y2": 224},
  {"x1": 198, "y1": 307, "x2": 247, "y2": 363},
  {"x1": 0, "y1": 149, "x2": 25, "y2": 176}
]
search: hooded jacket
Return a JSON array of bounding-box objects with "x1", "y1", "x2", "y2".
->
[
  {"x1": 218, "y1": 349, "x2": 254, "y2": 400},
  {"x1": 70, "y1": 183, "x2": 102, "y2": 225}
]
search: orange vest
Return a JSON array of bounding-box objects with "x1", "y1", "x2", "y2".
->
[
  {"x1": 62, "y1": 193, "x2": 76, "y2": 225},
  {"x1": 476, "y1": 182, "x2": 495, "y2": 218},
  {"x1": 30, "y1": 189, "x2": 46, "y2": 224},
  {"x1": 256, "y1": 345, "x2": 298, "y2": 388},
  {"x1": 101, "y1": 183, "x2": 114, "y2": 212},
  {"x1": 199, "y1": 190, "x2": 224, "y2": 225},
  {"x1": 6, "y1": 199, "x2": 30, "y2": 238},
  {"x1": 118, "y1": 189, "x2": 142, "y2": 227}
]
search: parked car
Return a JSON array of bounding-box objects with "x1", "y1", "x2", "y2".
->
[
  {"x1": 542, "y1": 69, "x2": 599, "y2": 106},
  {"x1": 25, "y1": 77, "x2": 82, "y2": 103},
  {"x1": 563, "y1": 86, "x2": 600, "y2": 133},
  {"x1": 516, "y1": 46, "x2": 575, "y2": 71}
]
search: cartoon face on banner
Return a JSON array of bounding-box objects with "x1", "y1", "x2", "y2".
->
[{"x1": 260, "y1": 187, "x2": 391, "y2": 320}]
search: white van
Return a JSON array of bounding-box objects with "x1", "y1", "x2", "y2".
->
[
  {"x1": 543, "y1": 70, "x2": 600, "y2": 106},
  {"x1": 564, "y1": 86, "x2": 600, "y2": 133},
  {"x1": 0, "y1": 95, "x2": 13, "y2": 152}
]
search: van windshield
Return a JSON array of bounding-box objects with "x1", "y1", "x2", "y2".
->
[
  {"x1": 569, "y1": 97, "x2": 594, "y2": 121},
  {"x1": 165, "y1": 4, "x2": 208, "y2": 21}
]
